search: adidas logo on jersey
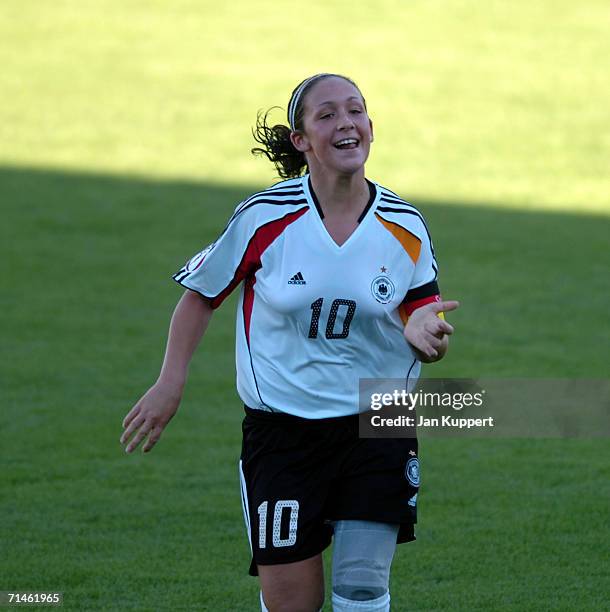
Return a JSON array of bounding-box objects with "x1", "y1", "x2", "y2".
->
[{"x1": 288, "y1": 272, "x2": 306, "y2": 285}]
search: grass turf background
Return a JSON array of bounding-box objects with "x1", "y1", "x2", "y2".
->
[{"x1": 1, "y1": 1, "x2": 609, "y2": 610}]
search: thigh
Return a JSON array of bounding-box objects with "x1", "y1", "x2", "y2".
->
[
  {"x1": 240, "y1": 410, "x2": 336, "y2": 576},
  {"x1": 259, "y1": 554, "x2": 324, "y2": 612}
]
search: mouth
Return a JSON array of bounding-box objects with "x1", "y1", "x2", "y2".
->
[{"x1": 333, "y1": 138, "x2": 359, "y2": 150}]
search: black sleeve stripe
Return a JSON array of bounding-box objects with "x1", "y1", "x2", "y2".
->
[
  {"x1": 378, "y1": 201, "x2": 427, "y2": 228},
  {"x1": 173, "y1": 269, "x2": 190, "y2": 283},
  {"x1": 379, "y1": 195, "x2": 422, "y2": 214},
  {"x1": 377, "y1": 206, "x2": 422, "y2": 216},
  {"x1": 268, "y1": 179, "x2": 303, "y2": 191},
  {"x1": 234, "y1": 197, "x2": 308, "y2": 218},
  {"x1": 379, "y1": 185, "x2": 407, "y2": 201},
  {"x1": 404, "y1": 280, "x2": 440, "y2": 302},
  {"x1": 379, "y1": 195, "x2": 415, "y2": 206},
  {"x1": 172, "y1": 276, "x2": 215, "y2": 302},
  {"x1": 244, "y1": 180, "x2": 303, "y2": 200},
  {"x1": 379, "y1": 195, "x2": 421, "y2": 212},
  {"x1": 234, "y1": 188, "x2": 305, "y2": 215},
  {"x1": 379, "y1": 189, "x2": 423, "y2": 214}
]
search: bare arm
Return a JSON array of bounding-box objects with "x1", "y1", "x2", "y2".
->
[
  {"x1": 158, "y1": 289, "x2": 214, "y2": 390},
  {"x1": 120, "y1": 290, "x2": 213, "y2": 453}
]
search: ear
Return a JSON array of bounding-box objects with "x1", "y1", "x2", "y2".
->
[
  {"x1": 290, "y1": 130, "x2": 311, "y2": 153},
  {"x1": 369, "y1": 118, "x2": 374, "y2": 143}
]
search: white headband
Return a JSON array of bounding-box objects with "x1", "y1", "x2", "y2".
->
[{"x1": 287, "y1": 73, "x2": 332, "y2": 131}]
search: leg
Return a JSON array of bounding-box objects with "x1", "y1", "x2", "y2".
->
[
  {"x1": 331, "y1": 520, "x2": 398, "y2": 611},
  {"x1": 258, "y1": 554, "x2": 324, "y2": 612},
  {"x1": 239, "y1": 410, "x2": 338, "y2": 610}
]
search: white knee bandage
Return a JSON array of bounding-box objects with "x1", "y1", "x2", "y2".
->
[{"x1": 331, "y1": 520, "x2": 398, "y2": 611}]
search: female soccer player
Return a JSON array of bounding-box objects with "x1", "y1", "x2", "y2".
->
[{"x1": 121, "y1": 73, "x2": 458, "y2": 612}]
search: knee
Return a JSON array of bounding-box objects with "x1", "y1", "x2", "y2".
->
[
  {"x1": 258, "y1": 554, "x2": 324, "y2": 611},
  {"x1": 330, "y1": 521, "x2": 397, "y2": 611}
]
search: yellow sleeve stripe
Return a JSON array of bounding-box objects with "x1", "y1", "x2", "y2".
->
[
  {"x1": 375, "y1": 214, "x2": 421, "y2": 264},
  {"x1": 398, "y1": 304, "x2": 444, "y2": 326}
]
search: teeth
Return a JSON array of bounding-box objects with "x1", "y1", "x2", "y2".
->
[{"x1": 335, "y1": 138, "x2": 358, "y2": 146}]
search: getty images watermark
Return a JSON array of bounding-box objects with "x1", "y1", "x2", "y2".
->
[
  {"x1": 369, "y1": 386, "x2": 492, "y2": 430},
  {"x1": 358, "y1": 378, "x2": 610, "y2": 438}
]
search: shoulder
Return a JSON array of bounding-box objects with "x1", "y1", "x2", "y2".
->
[
  {"x1": 372, "y1": 182, "x2": 432, "y2": 242},
  {"x1": 224, "y1": 176, "x2": 310, "y2": 233},
  {"x1": 232, "y1": 176, "x2": 308, "y2": 216}
]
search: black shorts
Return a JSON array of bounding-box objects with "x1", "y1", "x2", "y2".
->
[{"x1": 239, "y1": 407, "x2": 419, "y2": 576}]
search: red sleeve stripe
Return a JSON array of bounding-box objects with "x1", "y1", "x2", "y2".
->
[
  {"x1": 210, "y1": 207, "x2": 309, "y2": 309},
  {"x1": 402, "y1": 294, "x2": 441, "y2": 317},
  {"x1": 242, "y1": 275, "x2": 256, "y2": 345}
]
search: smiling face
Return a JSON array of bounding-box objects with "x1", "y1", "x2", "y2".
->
[{"x1": 290, "y1": 76, "x2": 373, "y2": 177}]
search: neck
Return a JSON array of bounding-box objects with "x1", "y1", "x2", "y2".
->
[{"x1": 308, "y1": 168, "x2": 369, "y2": 215}]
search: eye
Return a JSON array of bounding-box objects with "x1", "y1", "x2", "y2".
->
[
  {"x1": 350, "y1": 109, "x2": 363, "y2": 114},
  {"x1": 319, "y1": 113, "x2": 334, "y2": 120}
]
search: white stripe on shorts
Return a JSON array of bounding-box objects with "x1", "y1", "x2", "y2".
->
[{"x1": 239, "y1": 459, "x2": 253, "y2": 553}]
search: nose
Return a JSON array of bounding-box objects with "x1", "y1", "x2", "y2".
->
[{"x1": 337, "y1": 109, "x2": 355, "y2": 131}]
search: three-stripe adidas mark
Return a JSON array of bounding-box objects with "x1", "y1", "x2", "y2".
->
[{"x1": 288, "y1": 272, "x2": 306, "y2": 285}]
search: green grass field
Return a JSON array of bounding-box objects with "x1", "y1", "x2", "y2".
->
[{"x1": 1, "y1": 2, "x2": 609, "y2": 610}]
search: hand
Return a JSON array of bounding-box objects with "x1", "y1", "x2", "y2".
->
[
  {"x1": 403, "y1": 300, "x2": 459, "y2": 361},
  {"x1": 120, "y1": 381, "x2": 182, "y2": 454}
]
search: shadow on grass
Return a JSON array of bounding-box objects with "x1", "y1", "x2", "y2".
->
[
  {"x1": 1, "y1": 164, "x2": 609, "y2": 610},
  {"x1": 3, "y1": 164, "x2": 608, "y2": 382}
]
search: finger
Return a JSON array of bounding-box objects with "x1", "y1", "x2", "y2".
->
[
  {"x1": 142, "y1": 425, "x2": 163, "y2": 453},
  {"x1": 122, "y1": 403, "x2": 142, "y2": 429},
  {"x1": 426, "y1": 334, "x2": 443, "y2": 350},
  {"x1": 120, "y1": 414, "x2": 146, "y2": 445},
  {"x1": 430, "y1": 300, "x2": 460, "y2": 314},
  {"x1": 438, "y1": 321, "x2": 454, "y2": 335},
  {"x1": 414, "y1": 338, "x2": 437, "y2": 359},
  {"x1": 426, "y1": 319, "x2": 454, "y2": 336},
  {"x1": 125, "y1": 421, "x2": 152, "y2": 454},
  {"x1": 423, "y1": 344, "x2": 438, "y2": 359},
  {"x1": 120, "y1": 414, "x2": 145, "y2": 445}
]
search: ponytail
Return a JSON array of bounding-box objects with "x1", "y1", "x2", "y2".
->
[{"x1": 251, "y1": 109, "x2": 307, "y2": 179}]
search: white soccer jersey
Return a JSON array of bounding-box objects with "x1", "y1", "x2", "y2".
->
[{"x1": 173, "y1": 174, "x2": 441, "y2": 418}]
